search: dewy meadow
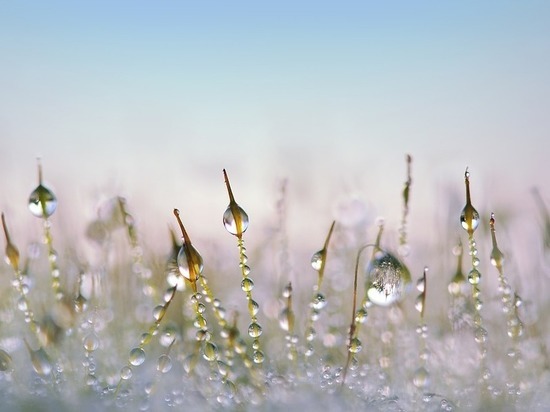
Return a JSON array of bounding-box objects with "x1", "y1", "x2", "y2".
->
[{"x1": 1, "y1": 156, "x2": 550, "y2": 411}]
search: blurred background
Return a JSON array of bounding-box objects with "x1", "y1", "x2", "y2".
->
[{"x1": 1, "y1": 1, "x2": 549, "y2": 274}]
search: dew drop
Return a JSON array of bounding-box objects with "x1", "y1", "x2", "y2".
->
[
  {"x1": 129, "y1": 347, "x2": 146, "y2": 366},
  {"x1": 28, "y1": 185, "x2": 57, "y2": 218},
  {"x1": 253, "y1": 350, "x2": 265, "y2": 364},
  {"x1": 312, "y1": 293, "x2": 327, "y2": 310},
  {"x1": 120, "y1": 366, "x2": 133, "y2": 380},
  {"x1": 203, "y1": 341, "x2": 218, "y2": 362},
  {"x1": 349, "y1": 338, "x2": 362, "y2": 353},
  {"x1": 306, "y1": 327, "x2": 316, "y2": 341},
  {"x1": 29, "y1": 346, "x2": 52, "y2": 376},
  {"x1": 460, "y1": 204, "x2": 480, "y2": 234},
  {"x1": 474, "y1": 326, "x2": 488, "y2": 343},
  {"x1": 241, "y1": 278, "x2": 254, "y2": 292},
  {"x1": 414, "y1": 295, "x2": 424, "y2": 314},
  {"x1": 83, "y1": 333, "x2": 100, "y2": 352},
  {"x1": 152, "y1": 305, "x2": 166, "y2": 321},
  {"x1": 416, "y1": 278, "x2": 425, "y2": 292},
  {"x1": 278, "y1": 308, "x2": 292, "y2": 331},
  {"x1": 311, "y1": 251, "x2": 324, "y2": 271},
  {"x1": 248, "y1": 322, "x2": 263, "y2": 338},
  {"x1": 248, "y1": 299, "x2": 259, "y2": 316},
  {"x1": 223, "y1": 205, "x2": 249, "y2": 236},
  {"x1": 366, "y1": 252, "x2": 411, "y2": 306},
  {"x1": 468, "y1": 269, "x2": 481, "y2": 285},
  {"x1": 177, "y1": 244, "x2": 204, "y2": 283},
  {"x1": 355, "y1": 308, "x2": 368, "y2": 324},
  {"x1": 0, "y1": 349, "x2": 12, "y2": 372},
  {"x1": 413, "y1": 366, "x2": 430, "y2": 388}
]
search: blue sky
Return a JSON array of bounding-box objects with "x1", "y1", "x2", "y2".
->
[{"x1": 1, "y1": 1, "x2": 549, "y2": 250}]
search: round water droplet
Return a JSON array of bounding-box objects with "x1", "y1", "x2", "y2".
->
[
  {"x1": 312, "y1": 293, "x2": 327, "y2": 310},
  {"x1": 167, "y1": 271, "x2": 185, "y2": 291},
  {"x1": 248, "y1": 299, "x2": 259, "y2": 316},
  {"x1": 253, "y1": 350, "x2": 265, "y2": 364},
  {"x1": 311, "y1": 251, "x2": 324, "y2": 271},
  {"x1": 194, "y1": 315, "x2": 207, "y2": 330},
  {"x1": 474, "y1": 326, "x2": 488, "y2": 343},
  {"x1": 355, "y1": 308, "x2": 368, "y2": 324},
  {"x1": 28, "y1": 185, "x2": 57, "y2": 218},
  {"x1": 241, "y1": 278, "x2": 254, "y2": 292},
  {"x1": 248, "y1": 322, "x2": 263, "y2": 338},
  {"x1": 129, "y1": 347, "x2": 146, "y2": 366},
  {"x1": 366, "y1": 252, "x2": 411, "y2": 306},
  {"x1": 0, "y1": 349, "x2": 12, "y2": 372},
  {"x1": 83, "y1": 333, "x2": 100, "y2": 352},
  {"x1": 468, "y1": 269, "x2": 481, "y2": 285},
  {"x1": 306, "y1": 327, "x2": 316, "y2": 341},
  {"x1": 177, "y1": 244, "x2": 204, "y2": 283},
  {"x1": 460, "y1": 205, "x2": 480, "y2": 234},
  {"x1": 282, "y1": 284, "x2": 292, "y2": 298},
  {"x1": 349, "y1": 338, "x2": 362, "y2": 353},
  {"x1": 120, "y1": 366, "x2": 133, "y2": 380},
  {"x1": 223, "y1": 205, "x2": 249, "y2": 235},
  {"x1": 413, "y1": 366, "x2": 430, "y2": 388},
  {"x1": 203, "y1": 341, "x2": 218, "y2": 362},
  {"x1": 140, "y1": 333, "x2": 152, "y2": 345}
]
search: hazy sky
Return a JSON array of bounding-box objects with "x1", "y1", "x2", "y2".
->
[{"x1": 1, "y1": 1, "x2": 549, "y2": 253}]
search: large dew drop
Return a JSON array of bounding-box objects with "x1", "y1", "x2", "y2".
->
[
  {"x1": 28, "y1": 185, "x2": 57, "y2": 218},
  {"x1": 177, "y1": 244, "x2": 204, "y2": 283},
  {"x1": 223, "y1": 205, "x2": 249, "y2": 236},
  {"x1": 366, "y1": 252, "x2": 411, "y2": 306}
]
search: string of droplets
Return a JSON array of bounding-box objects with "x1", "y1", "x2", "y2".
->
[
  {"x1": 117, "y1": 197, "x2": 156, "y2": 301},
  {"x1": 489, "y1": 213, "x2": 524, "y2": 400},
  {"x1": 222, "y1": 169, "x2": 265, "y2": 365},
  {"x1": 27, "y1": 161, "x2": 65, "y2": 302},
  {"x1": 447, "y1": 240, "x2": 470, "y2": 331},
  {"x1": 2, "y1": 213, "x2": 40, "y2": 338},
  {"x1": 459, "y1": 169, "x2": 491, "y2": 391},
  {"x1": 279, "y1": 282, "x2": 298, "y2": 362},
  {"x1": 413, "y1": 267, "x2": 430, "y2": 391},
  {"x1": 304, "y1": 221, "x2": 335, "y2": 358},
  {"x1": 173, "y1": 208, "x2": 237, "y2": 401}
]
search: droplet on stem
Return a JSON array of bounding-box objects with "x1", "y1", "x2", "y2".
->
[
  {"x1": 460, "y1": 169, "x2": 480, "y2": 236},
  {"x1": 28, "y1": 160, "x2": 57, "y2": 218},
  {"x1": 222, "y1": 169, "x2": 249, "y2": 237},
  {"x1": 173, "y1": 209, "x2": 204, "y2": 287},
  {"x1": 1, "y1": 213, "x2": 20, "y2": 271}
]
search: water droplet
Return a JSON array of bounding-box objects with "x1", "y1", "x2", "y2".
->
[
  {"x1": 194, "y1": 315, "x2": 207, "y2": 330},
  {"x1": 28, "y1": 185, "x2": 57, "y2": 218},
  {"x1": 415, "y1": 295, "x2": 424, "y2": 314},
  {"x1": 355, "y1": 308, "x2": 368, "y2": 324},
  {"x1": 203, "y1": 341, "x2": 218, "y2": 362},
  {"x1": 416, "y1": 278, "x2": 425, "y2": 292},
  {"x1": 0, "y1": 349, "x2": 12, "y2": 372},
  {"x1": 306, "y1": 327, "x2": 316, "y2": 341},
  {"x1": 468, "y1": 269, "x2": 481, "y2": 285},
  {"x1": 253, "y1": 350, "x2": 265, "y2": 364},
  {"x1": 83, "y1": 333, "x2": 100, "y2": 352},
  {"x1": 248, "y1": 299, "x2": 259, "y2": 316},
  {"x1": 248, "y1": 322, "x2": 263, "y2": 338},
  {"x1": 349, "y1": 338, "x2": 362, "y2": 353},
  {"x1": 163, "y1": 286, "x2": 177, "y2": 302},
  {"x1": 460, "y1": 204, "x2": 480, "y2": 234},
  {"x1": 140, "y1": 333, "x2": 152, "y2": 345},
  {"x1": 29, "y1": 346, "x2": 52, "y2": 376},
  {"x1": 474, "y1": 326, "x2": 488, "y2": 343},
  {"x1": 413, "y1": 366, "x2": 430, "y2": 388},
  {"x1": 152, "y1": 305, "x2": 166, "y2": 321},
  {"x1": 177, "y1": 244, "x2": 204, "y2": 283},
  {"x1": 366, "y1": 252, "x2": 411, "y2": 306},
  {"x1": 129, "y1": 347, "x2": 146, "y2": 366},
  {"x1": 312, "y1": 293, "x2": 327, "y2": 310},
  {"x1": 278, "y1": 308, "x2": 293, "y2": 331},
  {"x1": 282, "y1": 283, "x2": 292, "y2": 298},
  {"x1": 120, "y1": 366, "x2": 132, "y2": 380},
  {"x1": 223, "y1": 205, "x2": 249, "y2": 236},
  {"x1": 311, "y1": 250, "x2": 324, "y2": 271},
  {"x1": 241, "y1": 278, "x2": 254, "y2": 292}
]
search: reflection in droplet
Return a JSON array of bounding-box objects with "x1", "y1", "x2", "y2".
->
[
  {"x1": 28, "y1": 185, "x2": 57, "y2": 218},
  {"x1": 366, "y1": 252, "x2": 411, "y2": 306}
]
